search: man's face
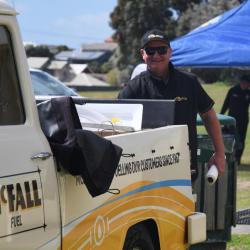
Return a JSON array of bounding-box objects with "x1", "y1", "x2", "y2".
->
[
  {"x1": 140, "y1": 40, "x2": 172, "y2": 75},
  {"x1": 240, "y1": 80, "x2": 250, "y2": 91}
]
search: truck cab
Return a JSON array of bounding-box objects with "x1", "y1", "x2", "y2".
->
[{"x1": 0, "y1": 2, "x2": 61, "y2": 248}]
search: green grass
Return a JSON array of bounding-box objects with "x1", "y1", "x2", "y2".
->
[
  {"x1": 201, "y1": 84, "x2": 250, "y2": 165},
  {"x1": 237, "y1": 186, "x2": 250, "y2": 211},
  {"x1": 201, "y1": 84, "x2": 231, "y2": 113},
  {"x1": 78, "y1": 91, "x2": 119, "y2": 99},
  {"x1": 196, "y1": 84, "x2": 231, "y2": 135},
  {"x1": 237, "y1": 169, "x2": 250, "y2": 182},
  {"x1": 237, "y1": 169, "x2": 250, "y2": 211},
  {"x1": 227, "y1": 235, "x2": 250, "y2": 250}
]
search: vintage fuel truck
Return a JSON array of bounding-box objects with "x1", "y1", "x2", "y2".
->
[{"x1": 0, "y1": 1, "x2": 206, "y2": 249}]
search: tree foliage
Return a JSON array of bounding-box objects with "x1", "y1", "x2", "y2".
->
[
  {"x1": 25, "y1": 45, "x2": 54, "y2": 58},
  {"x1": 88, "y1": 61, "x2": 100, "y2": 73},
  {"x1": 25, "y1": 44, "x2": 72, "y2": 58},
  {"x1": 110, "y1": 0, "x2": 175, "y2": 69},
  {"x1": 117, "y1": 68, "x2": 132, "y2": 85},
  {"x1": 169, "y1": 0, "x2": 206, "y2": 14},
  {"x1": 176, "y1": 0, "x2": 241, "y2": 37},
  {"x1": 54, "y1": 45, "x2": 72, "y2": 54},
  {"x1": 87, "y1": 61, "x2": 114, "y2": 74},
  {"x1": 107, "y1": 69, "x2": 118, "y2": 86},
  {"x1": 100, "y1": 61, "x2": 113, "y2": 73}
]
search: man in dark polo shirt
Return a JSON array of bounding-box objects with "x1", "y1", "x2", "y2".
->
[
  {"x1": 221, "y1": 75, "x2": 250, "y2": 165},
  {"x1": 117, "y1": 29, "x2": 226, "y2": 182}
]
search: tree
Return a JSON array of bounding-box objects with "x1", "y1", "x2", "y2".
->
[
  {"x1": 88, "y1": 61, "x2": 100, "y2": 73},
  {"x1": 54, "y1": 45, "x2": 72, "y2": 54},
  {"x1": 118, "y1": 68, "x2": 132, "y2": 85},
  {"x1": 169, "y1": 0, "x2": 205, "y2": 14},
  {"x1": 25, "y1": 44, "x2": 54, "y2": 58},
  {"x1": 110, "y1": 0, "x2": 174, "y2": 69},
  {"x1": 107, "y1": 69, "x2": 118, "y2": 86},
  {"x1": 100, "y1": 61, "x2": 113, "y2": 73},
  {"x1": 176, "y1": 0, "x2": 241, "y2": 38}
]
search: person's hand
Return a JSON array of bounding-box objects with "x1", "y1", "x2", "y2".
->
[{"x1": 208, "y1": 152, "x2": 226, "y2": 177}]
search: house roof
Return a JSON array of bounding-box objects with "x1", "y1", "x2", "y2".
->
[
  {"x1": 81, "y1": 42, "x2": 117, "y2": 51},
  {"x1": 54, "y1": 51, "x2": 72, "y2": 60},
  {"x1": 55, "y1": 51, "x2": 106, "y2": 61},
  {"x1": 27, "y1": 57, "x2": 49, "y2": 69},
  {"x1": 105, "y1": 36, "x2": 117, "y2": 43},
  {"x1": 65, "y1": 73, "x2": 110, "y2": 87},
  {"x1": 69, "y1": 64, "x2": 93, "y2": 74},
  {"x1": 46, "y1": 60, "x2": 68, "y2": 70}
]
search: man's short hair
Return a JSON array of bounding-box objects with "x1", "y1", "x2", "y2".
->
[{"x1": 240, "y1": 74, "x2": 250, "y2": 83}]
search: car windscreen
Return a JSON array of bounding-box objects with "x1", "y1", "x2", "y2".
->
[{"x1": 30, "y1": 71, "x2": 77, "y2": 96}]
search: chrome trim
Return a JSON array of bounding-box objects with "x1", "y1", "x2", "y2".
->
[{"x1": 31, "y1": 152, "x2": 52, "y2": 160}]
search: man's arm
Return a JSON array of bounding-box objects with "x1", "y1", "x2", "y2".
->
[
  {"x1": 200, "y1": 108, "x2": 226, "y2": 177},
  {"x1": 220, "y1": 89, "x2": 231, "y2": 115},
  {"x1": 117, "y1": 83, "x2": 136, "y2": 99}
]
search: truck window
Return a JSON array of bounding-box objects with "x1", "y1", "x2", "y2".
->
[{"x1": 0, "y1": 25, "x2": 24, "y2": 125}]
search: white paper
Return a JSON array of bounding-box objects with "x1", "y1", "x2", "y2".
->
[{"x1": 206, "y1": 165, "x2": 218, "y2": 185}]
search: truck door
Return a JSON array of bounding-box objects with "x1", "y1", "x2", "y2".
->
[{"x1": 0, "y1": 22, "x2": 61, "y2": 249}]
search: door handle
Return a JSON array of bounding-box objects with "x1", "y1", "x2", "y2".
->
[{"x1": 31, "y1": 152, "x2": 52, "y2": 160}]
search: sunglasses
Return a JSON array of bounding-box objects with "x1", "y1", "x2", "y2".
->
[{"x1": 144, "y1": 46, "x2": 169, "y2": 56}]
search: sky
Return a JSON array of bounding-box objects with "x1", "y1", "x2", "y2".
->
[{"x1": 6, "y1": 0, "x2": 118, "y2": 51}]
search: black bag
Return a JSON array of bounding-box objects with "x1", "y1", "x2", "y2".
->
[
  {"x1": 73, "y1": 129, "x2": 122, "y2": 197},
  {"x1": 37, "y1": 97, "x2": 123, "y2": 197}
]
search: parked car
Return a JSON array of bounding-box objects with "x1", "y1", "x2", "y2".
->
[
  {"x1": 29, "y1": 68, "x2": 85, "y2": 104},
  {"x1": 30, "y1": 68, "x2": 112, "y2": 125}
]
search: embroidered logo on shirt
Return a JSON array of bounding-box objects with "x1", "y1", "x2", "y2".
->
[
  {"x1": 232, "y1": 94, "x2": 238, "y2": 97},
  {"x1": 175, "y1": 97, "x2": 187, "y2": 101},
  {"x1": 246, "y1": 95, "x2": 249, "y2": 100}
]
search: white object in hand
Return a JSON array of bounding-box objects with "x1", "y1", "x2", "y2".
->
[{"x1": 206, "y1": 165, "x2": 218, "y2": 185}]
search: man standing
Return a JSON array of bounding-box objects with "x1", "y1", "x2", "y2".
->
[
  {"x1": 221, "y1": 75, "x2": 250, "y2": 165},
  {"x1": 118, "y1": 29, "x2": 225, "y2": 182}
]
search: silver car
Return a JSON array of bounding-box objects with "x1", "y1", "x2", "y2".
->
[
  {"x1": 30, "y1": 68, "x2": 110, "y2": 125},
  {"x1": 30, "y1": 68, "x2": 85, "y2": 104}
]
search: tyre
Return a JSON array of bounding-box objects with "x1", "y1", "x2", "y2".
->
[{"x1": 123, "y1": 223, "x2": 155, "y2": 250}]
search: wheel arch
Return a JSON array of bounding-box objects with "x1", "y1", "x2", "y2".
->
[
  {"x1": 141, "y1": 219, "x2": 161, "y2": 250},
  {"x1": 122, "y1": 219, "x2": 161, "y2": 250}
]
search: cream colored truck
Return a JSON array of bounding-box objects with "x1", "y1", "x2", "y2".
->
[{"x1": 0, "y1": 1, "x2": 206, "y2": 249}]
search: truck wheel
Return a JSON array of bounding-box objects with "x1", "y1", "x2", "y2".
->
[{"x1": 123, "y1": 224, "x2": 155, "y2": 250}]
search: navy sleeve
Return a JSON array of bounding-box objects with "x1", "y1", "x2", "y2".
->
[
  {"x1": 195, "y1": 79, "x2": 214, "y2": 114},
  {"x1": 220, "y1": 89, "x2": 231, "y2": 114},
  {"x1": 117, "y1": 83, "x2": 137, "y2": 99}
]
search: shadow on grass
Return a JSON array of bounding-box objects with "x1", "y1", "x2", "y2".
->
[{"x1": 238, "y1": 164, "x2": 250, "y2": 171}]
